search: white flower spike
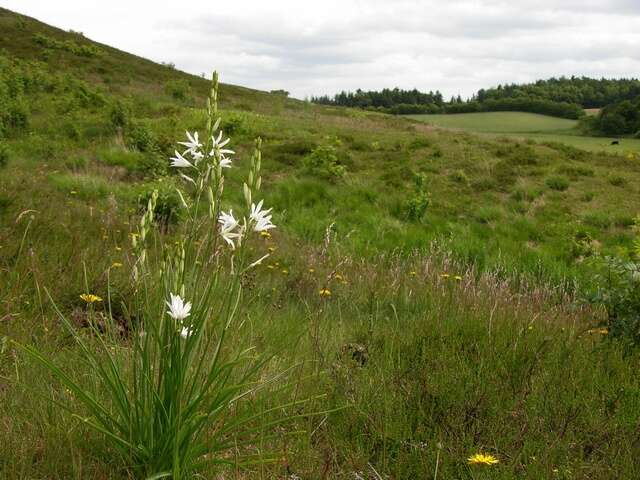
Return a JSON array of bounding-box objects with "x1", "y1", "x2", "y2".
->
[{"x1": 166, "y1": 293, "x2": 192, "y2": 321}]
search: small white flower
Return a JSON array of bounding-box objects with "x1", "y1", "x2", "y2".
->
[
  {"x1": 166, "y1": 293, "x2": 191, "y2": 321},
  {"x1": 220, "y1": 156, "x2": 232, "y2": 168},
  {"x1": 250, "y1": 200, "x2": 276, "y2": 232},
  {"x1": 170, "y1": 150, "x2": 194, "y2": 168},
  {"x1": 218, "y1": 210, "x2": 242, "y2": 248},
  {"x1": 191, "y1": 150, "x2": 204, "y2": 164},
  {"x1": 178, "y1": 131, "x2": 202, "y2": 154},
  {"x1": 212, "y1": 131, "x2": 231, "y2": 149},
  {"x1": 180, "y1": 325, "x2": 194, "y2": 339}
]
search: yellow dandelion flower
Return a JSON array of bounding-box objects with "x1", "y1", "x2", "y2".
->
[
  {"x1": 319, "y1": 288, "x2": 332, "y2": 297},
  {"x1": 468, "y1": 453, "x2": 499, "y2": 466},
  {"x1": 454, "y1": 275, "x2": 462, "y2": 281},
  {"x1": 334, "y1": 273, "x2": 344, "y2": 281},
  {"x1": 80, "y1": 293, "x2": 102, "y2": 303},
  {"x1": 111, "y1": 262, "x2": 123, "y2": 268},
  {"x1": 409, "y1": 271, "x2": 417, "y2": 277},
  {"x1": 260, "y1": 231, "x2": 272, "y2": 239}
]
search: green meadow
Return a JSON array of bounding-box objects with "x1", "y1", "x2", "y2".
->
[
  {"x1": 2, "y1": 7, "x2": 640, "y2": 479},
  {"x1": 407, "y1": 111, "x2": 640, "y2": 154}
]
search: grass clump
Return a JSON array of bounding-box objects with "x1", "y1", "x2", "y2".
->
[{"x1": 545, "y1": 175, "x2": 570, "y2": 191}]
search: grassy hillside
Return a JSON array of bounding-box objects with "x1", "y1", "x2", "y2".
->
[
  {"x1": 2, "y1": 7, "x2": 640, "y2": 479},
  {"x1": 407, "y1": 111, "x2": 640, "y2": 154}
]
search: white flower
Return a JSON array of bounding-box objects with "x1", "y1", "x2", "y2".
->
[
  {"x1": 180, "y1": 325, "x2": 194, "y2": 339},
  {"x1": 212, "y1": 131, "x2": 231, "y2": 149},
  {"x1": 220, "y1": 156, "x2": 232, "y2": 168},
  {"x1": 218, "y1": 210, "x2": 243, "y2": 248},
  {"x1": 250, "y1": 200, "x2": 276, "y2": 232},
  {"x1": 166, "y1": 293, "x2": 191, "y2": 321},
  {"x1": 178, "y1": 131, "x2": 202, "y2": 155},
  {"x1": 170, "y1": 150, "x2": 194, "y2": 168},
  {"x1": 191, "y1": 150, "x2": 204, "y2": 164}
]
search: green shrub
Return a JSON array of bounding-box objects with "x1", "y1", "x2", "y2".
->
[
  {"x1": 0, "y1": 142, "x2": 9, "y2": 169},
  {"x1": 221, "y1": 112, "x2": 252, "y2": 136},
  {"x1": 126, "y1": 123, "x2": 157, "y2": 152},
  {"x1": 109, "y1": 100, "x2": 130, "y2": 129},
  {"x1": 582, "y1": 191, "x2": 595, "y2": 202},
  {"x1": 609, "y1": 175, "x2": 627, "y2": 187},
  {"x1": 403, "y1": 173, "x2": 431, "y2": 222},
  {"x1": 302, "y1": 145, "x2": 346, "y2": 179},
  {"x1": 449, "y1": 169, "x2": 469, "y2": 184},
  {"x1": 164, "y1": 79, "x2": 192, "y2": 102},
  {"x1": 588, "y1": 254, "x2": 640, "y2": 346},
  {"x1": 545, "y1": 175, "x2": 570, "y2": 191}
]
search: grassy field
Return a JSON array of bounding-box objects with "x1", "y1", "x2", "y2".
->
[
  {"x1": 407, "y1": 111, "x2": 640, "y2": 154},
  {"x1": 405, "y1": 112, "x2": 578, "y2": 133},
  {"x1": 2, "y1": 7, "x2": 640, "y2": 479}
]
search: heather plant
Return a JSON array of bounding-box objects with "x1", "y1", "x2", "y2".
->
[{"x1": 16, "y1": 72, "x2": 293, "y2": 479}]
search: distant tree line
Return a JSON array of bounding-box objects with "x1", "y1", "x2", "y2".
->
[
  {"x1": 312, "y1": 77, "x2": 640, "y2": 120},
  {"x1": 581, "y1": 96, "x2": 640, "y2": 137},
  {"x1": 476, "y1": 77, "x2": 640, "y2": 109},
  {"x1": 311, "y1": 88, "x2": 444, "y2": 114}
]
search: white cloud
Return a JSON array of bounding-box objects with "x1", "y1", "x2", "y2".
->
[{"x1": 2, "y1": 0, "x2": 639, "y2": 99}]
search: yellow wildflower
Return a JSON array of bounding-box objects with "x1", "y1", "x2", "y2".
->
[
  {"x1": 468, "y1": 453, "x2": 499, "y2": 466},
  {"x1": 268, "y1": 246, "x2": 276, "y2": 253},
  {"x1": 319, "y1": 288, "x2": 331, "y2": 297},
  {"x1": 409, "y1": 271, "x2": 417, "y2": 277},
  {"x1": 260, "y1": 231, "x2": 272, "y2": 239},
  {"x1": 454, "y1": 275, "x2": 462, "y2": 281},
  {"x1": 334, "y1": 273, "x2": 344, "y2": 282},
  {"x1": 80, "y1": 293, "x2": 102, "y2": 303},
  {"x1": 111, "y1": 262, "x2": 123, "y2": 268},
  {"x1": 308, "y1": 267, "x2": 315, "y2": 273}
]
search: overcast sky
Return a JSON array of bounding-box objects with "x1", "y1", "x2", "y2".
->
[{"x1": 3, "y1": 1, "x2": 640, "y2": 99}]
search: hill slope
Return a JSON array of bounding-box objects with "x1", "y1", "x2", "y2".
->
[{"x1": 1, "y1": 8, "x2": 640, "y2": 479}]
